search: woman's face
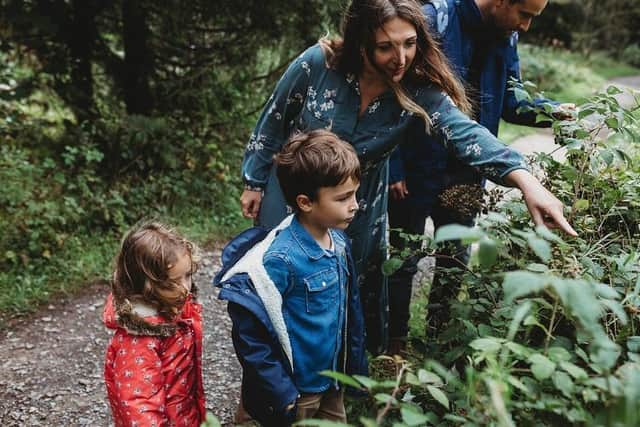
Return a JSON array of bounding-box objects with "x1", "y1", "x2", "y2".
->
[{"x1": 364, "y1": 17, "x2": 417, "y2": 83}]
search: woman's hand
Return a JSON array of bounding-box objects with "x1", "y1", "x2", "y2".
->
[
  {"x1": 240, "y1": 189, "x2": 262, "y2": 219},
  {"x1": 389, "y1": 180, "x2": 409, "y2": 201},
  {"x1": 505, "y1": 170, "x2": 578, "y2": 237}
]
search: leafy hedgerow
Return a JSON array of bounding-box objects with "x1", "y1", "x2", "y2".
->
[{"x1": 319, "y1": 84, "x2": 640, "y2": 426}]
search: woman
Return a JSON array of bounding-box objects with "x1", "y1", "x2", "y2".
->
[{"x1": 239, "y1": 0, "x2": 576, "y2": 354}]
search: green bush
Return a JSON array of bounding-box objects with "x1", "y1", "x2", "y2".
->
[
  {"x1": 622, "y1": 44, "x2": 640, "y2": 68},
  {"x1": 330, "y1": 85, "x2": 640, "y2": 426}
]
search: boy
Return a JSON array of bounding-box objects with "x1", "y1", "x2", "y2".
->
[{"x1": 214, "y1": 130, "x2": 368, "y2": 426}]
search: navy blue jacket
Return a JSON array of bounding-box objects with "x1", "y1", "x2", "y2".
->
[
  {"x1": 390, "y1": 0, "x2": 556, "y2": 211},
  {"x1": 213, "y1": 224, "x2": 368, "y2": 427}
]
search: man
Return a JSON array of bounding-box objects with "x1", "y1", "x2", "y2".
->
[{"x1": 386, "y1": 0, "x2": 574, "y2": 354}]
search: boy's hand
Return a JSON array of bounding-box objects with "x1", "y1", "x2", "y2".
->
[{"x1": 240, "y1": 189, "x2": 262, "y2": 219}]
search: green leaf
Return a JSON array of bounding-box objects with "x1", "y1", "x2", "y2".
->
[
  {"x1": 526, "y1": 263, "x2": 549, "y2": 273},
  {"x1": 427, "y1": 385, "x2": 449, "y2": 409},
  {"x1": 559, "y1": 361, "x2": 588, "y2": 380},
  {"x1": 382, "y1": 257, "x2": 404, "y2": 276},
  {"x1": 477, "y1": 237, "x2": 498, "y2": 268},
  {"x1": 470, "y1": 337, "x2": 503, "y2": 353},
  {"x1": 552, "y1": 371, "x2": 575, "y2": 398},
  {"x1": 319, "y1": 371, "x2": 362, "y2": 389},
  {"x1": 434, "y1": 224, "x2": 484, "y2": 244},
  {"x1": 417, "y1": 369, "x2": 442, "y2": 385},
  {"x1": 529, "y1": 353, "x2": 556, "y2": 380},
  {"x1": 511, "y1": 86, "x2": 531, "y2": 103},
  {"x1": 548, "y1": 347, "x2": 572, "y2": 362},
  {"x1": 202, "y1": 412, "x2": 222, "y2": 427},
  {"x1": 564, "y1": 138, "x2": 583, "y2": 150},
  {"x1": 573, "y1": 199, "x2": 590, "y2": 211},
  {"x1": 627, "y1": 336, "x2": 640, "y2": 353},
  {"x1": 374, "y1": 393, "x2": 397, "y2": 404},
  {"x1": 605, "y1": 117, "x2": 619, "y2": 129},
  {"x1": 536, "y1": 113, "x2": 552, "y2": 124},
  {"x1": 404, "y1": 372, "x2": 420, "y2": 386},
  {"x1": 353, "y1": 375, "x2": 378, "y2": 389},
  {"x1": 606, "y1": 85, "x2": 623, "y2": 95},
  {"x1": 535, "y1": 225, "x2": 563, "y2": 243},
  {"x1": 527, "y1": 235, "x2": 551, "y2": 263},
  {"x1": 507, "y1": 301, "x2": 532, "y2": 342},
  {"x1": 600, "y1": 149, "x2": 614, "y2": 165},
  {"x1": 359, "y1": 418, "x2": 378, "y2": 427},
  {"x1": 505, "y1": 342, "x2": 531, "y2": 358},
  {"x1": 503, "y1": 271, "x2": 548, "y2": 303},
  {"x1": 401, "y1": 407, "x2": 431, "y2": 426},
  {"x1": 507, "y1": 376, "x2": 530, "y2": 393},
  {"x1": 600, "y1": 299, "x2": 628, "y2": 324}
]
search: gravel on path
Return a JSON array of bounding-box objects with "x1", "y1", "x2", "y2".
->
[{"x1": 0, "y1": 249, "x2": 242, "y2": 426}]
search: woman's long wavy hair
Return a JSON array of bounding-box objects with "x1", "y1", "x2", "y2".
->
[
  {"x1": 112, "y1": 222, "x2": 198, "y2": 320},
  {"x1": 320, "y1": 0, "x2": 471, "y2": 130}
]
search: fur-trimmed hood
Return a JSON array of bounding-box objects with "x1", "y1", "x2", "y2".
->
[{"x1": 103, "y1": 284, "x2": 200, "y2": 337}]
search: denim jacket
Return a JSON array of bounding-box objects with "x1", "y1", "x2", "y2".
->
[
  {"x1": 264, "y1": 215, "x2": 351, "y2": 392},
  {"x1": 214, "y1": 215, "x2": 367, "y2": 427}
]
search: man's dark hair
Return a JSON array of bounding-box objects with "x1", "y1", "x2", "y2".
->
[{"x1": 275, "y1": 129, "x2": 361, "y2": 210}]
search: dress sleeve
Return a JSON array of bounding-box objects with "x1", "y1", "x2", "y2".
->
[
  {"x1": 110, "y1": 336, "x2": 168, "y2": 426},
  {"x1": 241, "y1": 46, "x2": 319, "y2": 189},
  {"x1": 418, "y1": 87, "x2": 529, "y2": 186}
]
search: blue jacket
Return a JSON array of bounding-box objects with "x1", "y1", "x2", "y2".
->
[
  {"x1": 389, "y1": 0, "x2": 555, "y2": 211},
  {"x1": 263, "y1": 216, "x2": 352, "y2": 392},
  {"x1": 213, "y1": 216, "x2": 368, "y2": 427}
]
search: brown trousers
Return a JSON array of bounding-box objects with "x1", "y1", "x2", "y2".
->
[{"x1": 234, "y1": 388, "x2": 346, "y2": 425}]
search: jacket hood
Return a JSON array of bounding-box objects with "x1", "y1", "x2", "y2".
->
[
  {"x1": 215, "y1": 215, "x2": 295, "y2": 367},
  {"x1": 103, "y1": 284, "x2": 199, "y2": 337},
  {"x1": 213, "y1": 226, "x2": 271, "y2": 285}
]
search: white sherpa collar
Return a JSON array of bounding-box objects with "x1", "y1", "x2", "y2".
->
[{"x1": 221, "y1": 215, "x2": 295, "y2": 369}]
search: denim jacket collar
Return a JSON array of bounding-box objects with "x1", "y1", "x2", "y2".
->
[{"x1": 290, "y1": 215, "x2": 338, "y2": 261}]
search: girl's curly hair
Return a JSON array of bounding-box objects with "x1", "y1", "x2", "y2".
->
[{"x1": 112, "y1": 221, "x2": 199, "y2": 321}]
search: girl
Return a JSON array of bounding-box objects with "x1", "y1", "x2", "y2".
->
[
  {"x1": 239, "y1": 0, "x2": 577, "y2": 353},
  {"x1": 103, "y1": 222, "x2": 205, "y2": 426}
]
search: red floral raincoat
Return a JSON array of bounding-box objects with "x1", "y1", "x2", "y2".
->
[{"x1": 103, "y1": 293, "x2": 205, "y2": 426}]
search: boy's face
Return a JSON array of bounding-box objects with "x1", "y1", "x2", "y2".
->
[{"x1": 300, "y1": 177, "x2": 360, "y2": 230}]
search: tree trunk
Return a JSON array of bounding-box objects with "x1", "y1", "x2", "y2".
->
[
  {"x1": 68, "y1": 0, "x2": 98, "y2": 121},
  {"x1": 122, "y1": 0, "x2": 153, "y2": 115}
]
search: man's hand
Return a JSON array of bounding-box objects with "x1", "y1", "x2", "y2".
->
[
  {"x1": 240, "y1": 189, "x2": 262, "y2": 219},
  {"x1": 504, "y1": 170, "x2": 578, "y2": 236},
  {"x1": 389, "y1": 180, "x2": 409, "y2": 201},
  {"x1": 552, "y1": 103, "x2": 577, "y2": 121}
]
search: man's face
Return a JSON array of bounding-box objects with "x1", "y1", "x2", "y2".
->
[{"x1": 492, "y1": 0, "x2": 548, "y2": 34}]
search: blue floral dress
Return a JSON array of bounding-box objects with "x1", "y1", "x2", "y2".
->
[{"x1": 241, "y1": 44, "x2": 527, "y2": 353}]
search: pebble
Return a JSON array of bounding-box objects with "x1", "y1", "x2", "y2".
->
[{"x1": 0, "y1": 249, "x2": 240, "y2": 426}]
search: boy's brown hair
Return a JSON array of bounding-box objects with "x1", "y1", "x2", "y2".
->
[
  {"x1": 112, "y1": 222, "x2": 199, "y2": 323},
  {"x1": 275, "y1": 129, "x2": 361, "y2": 210}
]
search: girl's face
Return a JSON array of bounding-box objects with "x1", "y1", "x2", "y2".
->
[
  {"x1": 364, "y1": 17, "x2": 417, "y2": 83},
  {"x1": 168, "y1": 250, "x2": 193, "y2": 292}
]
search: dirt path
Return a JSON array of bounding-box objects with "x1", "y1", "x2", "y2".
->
[{"x1": 0, "y1": 249, "x2": 242, "y2": 426}]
